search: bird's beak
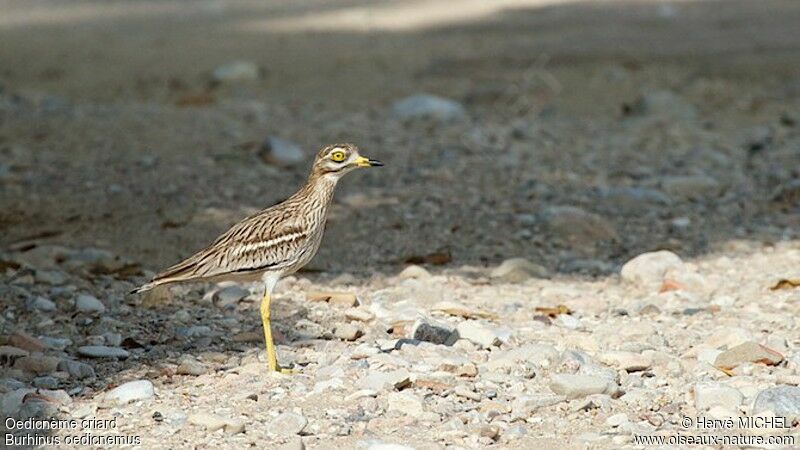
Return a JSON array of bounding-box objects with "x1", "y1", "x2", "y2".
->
[{"x1": 355, "y1": 156, "x2": 384, "y2": 167}]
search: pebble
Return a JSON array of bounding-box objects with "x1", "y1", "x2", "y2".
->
[
  {"x1": 549, "y1": 374, "x2": 611, "y2": 399},
  {"x1": 714, "y1": 342, "x2": 783, "y2": 369},
  {"x1": 345, "y1": 308, "x2": 375, "y2": 322},
  {"x1": 32, "y1": 376, "x2": 59, "y2": 389},
  {"x1": 35, "y1": 269, "x2": 67, "y2": 285},
  {"x1": 398, "y1": 265, "x2": 431, "y2": 280},
  {"x1": 694, "y1": 383, "x2": 743, "y2": 411},
  {"x1": 387, "y1": 392, "x2": 424, "y2": 417},
  {"x1": 391, "y1": 94, "x2": 466, "y2": 122},
  {"x1": 104, "y1": 380, "x2": 154, "y2": 405},
  {"x1": 411, "y1": 318, "x2": 456, "y2": 345},
  {"x1": 58, "y1": 359, "x2": 95, "y2": 379},
  {"x1": 358, "y1": 370, "x2": 411, "y2": 391},
  {"x1": 269, "y1": 412, "x2": 308, "y2": 436},
  {"x1": 490, "y1": 258, "x2": 547, "y2": 283},
  {"x1": 259, "y1": 136, "x2": 305, "y2": 167},
  {"x1": 366, "y1": 443, "x2": 415, "y2": 450},
  {"x1": 753, "y1": 386, "x2": 800, "y2": 420},
  {"x1": 188, "y1": 412, "x2": 246, "y2": 434},
  {"x1": 213, "y1": 284, "x2": 250, "y2": 305},
  {"x1": 605, "y1": 413, "x2": 629, "y2": 427},
  {"x1": 620, "y1": 250, "x2": 683, "y2": 289},
  {"x1": 75, "y1": 294, "x2": 106, "y2": 313},
  {"x1": 29, "y1": 296, "x2": 57, "y2": 312},
  {"x1": 13, "y1": 355, "x2": 61, "y2": 374},
  {"x1": 453, "y1": 385, "x2": 481, "y2": 401},
  {"x1": 211, "y1": 60, "x2": 260, "y2": 83},
  {"x1": 10, "y1": 332, "x2": 47, "y2": 352},
  {"x1": 599, "y1": 351, "x2": 652, "y2": 372},
  {"x1": 177, "y1": 359, "x2": 207, "y2": 376},
  {"x1": 77, "y1": 345, "x2": 129, "y2": 359},
  {"x1": 308, "y1": 291, "x2": 359, "y2": 307},
  {"x1": 456, "y1": 321, "x2": 506, "y2": 348},
  {"x1": 334, "y1": 323, "x2": 363, "y2": 341}
]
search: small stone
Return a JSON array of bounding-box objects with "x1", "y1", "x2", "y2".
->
[
  {"x1": 599, "y1": 351, "x2": 652, "y2": 372},
  {"x1": 214, "y1": 284, "x2": 250, "y2": 305},
  {"x1": 391, "y1": 94, "x2": 466, "y2": 122},
  {"x1": 104, "y1": 380, "x2": 154, "y2": 405},
  {"x1": 29, "y1": 296, "x2": 57, "y2": 312},
  {"x1": 32, "y1": 376, "x2": 59, "y2": 389},
  {"x1": 259, "y1": 137, "x2": 305, "y2": 167},
  {"x1": 753, "y1": 386, "x2": 800, "y2": 420},
  {"x1": 75, "y1": 294, "x2": 106, "y2": 314},
  {"x1": 605, "y1": 413, "x2": 629, "y2": 427},
  {"x1": 661, "y1": 175, "x2": 721, "y2": 200},
  {"x1": 177, "y1": 359, "x2": 207, "y2": 376},
  {"x1": 211, "y1": 60, "x2": 260, "y2": 83},
  {"x1": 334, "y1": 323, "x2": 363, "y2": 341},
  {"x1": 307, "y1": 291, "x2": 358, "y2": 307},
  {"x1": 714, "y1": 342, "x2": 783, "y2": 369},
  {"x1": 178, "y1": 326, "x2": 212, "y2": 338},
  {"x1": 411, "y1": 318, "x2": 457, "y2": 345},
  {"x1": 345, "y1": 308, "x2": 375, "y2": 322},
  {"x1": 366, "y1": 443, "x2": 415, "y2": 450},
  {"x1": 269, "y1": 412, "x2": 308, "y2": 436},
  {"x1": 456, "y1": 321, "x2": 506, "y2": 348},
  {"x1": 277, "y1": 438, "x2": 306, "y2": 450},
  {"x1": 14, "y1": 355, "x2": 61, "y2": 374},
  {"x1": 479, "y1": 425, "x2": 500, "y2": 440},
  {"x1": 490, "y1": 258, "x2": 547, "y2": 283},
  {"x1": 188, "y1": 412, "x2": 245, "y2": 434},
  {"x1": 453, "y1": 385, "x2": 481, "y2": 401},
  {"x1": 549, "y1": 374, "x2": 611, "y2": 400},
  {"x1": 77, "y1": 346, "x2": 129, "y2": 359},
  {"x1": 10, "y1": 332, "x2": 47, "y2": 352},
  {"x1": 694, "y1": 383, "x2": 743, "y2": 411},
  {"x1": 620, "y1": 250, "x2": 683, "y2": 289},
  {"x1": 431, "y1": 301, "x2": 496, "y2": 319},
  {"x1": 387, "y1": 392, "x2": 424, "y2": 417},
  {"x1": 58, "y1": 360, "x2": 96, "y2": 379},
  {"x1": 358, "y1": 369, "x2": 411, "y2": 391},
  {"x1": 398, "y1": 265, "x2": 431, "y2": 280},
  {"x1": 35, "y1": 270, "x2": 67, "y2": 285}
]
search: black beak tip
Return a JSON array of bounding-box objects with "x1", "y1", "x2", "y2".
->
[{"x1": 369, "y1": 159, "x2": 384, "y2": 167}]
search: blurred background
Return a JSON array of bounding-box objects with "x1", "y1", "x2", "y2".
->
[{"x1": 1, "y1": 0, "x2": 799, "y2": 275}]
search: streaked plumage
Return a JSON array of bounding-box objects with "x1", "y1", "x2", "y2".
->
[{"x1": 133, "y1": 143, "x2": 383, "y2": 372}]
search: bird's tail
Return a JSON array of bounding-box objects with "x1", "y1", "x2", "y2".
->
[{"x1": 130, "y1": 281, "x2": 159, "y2": 295}]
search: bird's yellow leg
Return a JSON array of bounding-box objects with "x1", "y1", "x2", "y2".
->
[{"x1": 260, "y1": 292, "x2": 295, "y2": 374}]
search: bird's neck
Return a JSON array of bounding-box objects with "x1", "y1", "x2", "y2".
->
[{"x1": 297, "y1": 172, "x2": 338, "y2": 207}]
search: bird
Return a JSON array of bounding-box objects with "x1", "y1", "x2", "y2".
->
[{"x1": 132, "y1": 143, "x2": 383, "y2": 373}]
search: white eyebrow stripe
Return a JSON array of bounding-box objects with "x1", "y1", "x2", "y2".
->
[{"x1": 232, "y1": 232, "x2": 307, "y2": 256}]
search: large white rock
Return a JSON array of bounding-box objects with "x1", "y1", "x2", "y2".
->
[
  {"x1": 620, "y1": 250, "x2": 683, "y2": 289},
  {"x1": 104, "y1": 380, "x2": 154, "y2": 405},
  {"x1": 694, "y1": 383, "x2": 743, "y2": 411},
  {"x1": 549, "y1": 374, "x2": 611, "y2": 399}
]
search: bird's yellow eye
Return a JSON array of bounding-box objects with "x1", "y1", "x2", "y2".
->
[{"x1": 330, "y1": 151, "x2": 346, "y2": 162}]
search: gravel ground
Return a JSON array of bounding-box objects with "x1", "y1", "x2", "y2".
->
[{"x1": 1, "y1": 0, "x2": 800, "y2": 449}]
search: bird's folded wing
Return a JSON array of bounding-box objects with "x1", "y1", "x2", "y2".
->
[{"x1": 153, "y1": 214, "x2": 310, "y2": 282}]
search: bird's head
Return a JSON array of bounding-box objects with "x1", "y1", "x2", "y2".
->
[{"x1": 311, "y1": 143, "x2": 383, "y2": 179}]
